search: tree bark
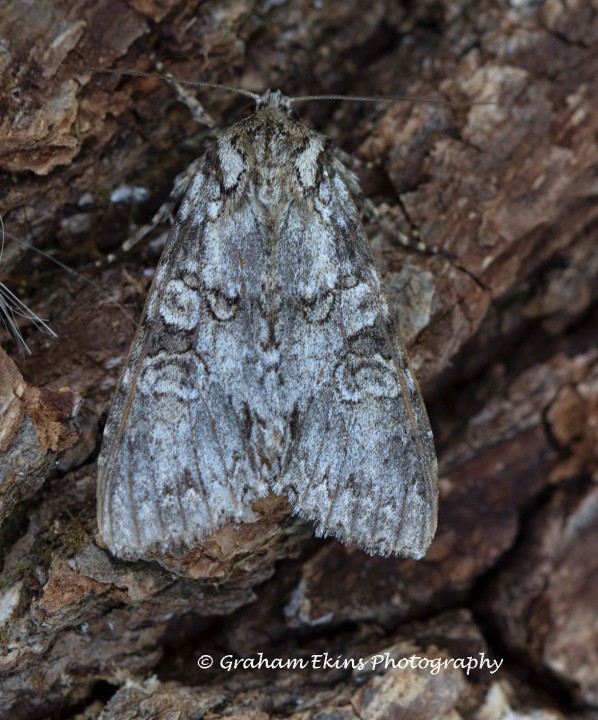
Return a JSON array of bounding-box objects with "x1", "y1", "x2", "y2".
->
[{"x1": 1, "y1": 0, "x2": 598, "y2": 718}]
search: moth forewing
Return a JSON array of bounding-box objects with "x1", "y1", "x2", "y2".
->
[{"x1": 97, "y1": 90, "x2": 438, "y2": 560}]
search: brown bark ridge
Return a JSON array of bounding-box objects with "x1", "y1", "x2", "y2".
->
[
  {"x1": 0, "y1": 346, "x2": 82, "y2": 525},
  {"x1": 1, "y1": 0, "x2": 597, "y2": 718}
]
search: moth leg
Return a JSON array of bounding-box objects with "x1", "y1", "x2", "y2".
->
[
  {"x1": 333, "y1": 146, "x2": 375, "y2": 172},
  {"x1": 364, "y1": 199, "x2": 457, "y2": 260},
  {"x1": 360, "y1": 186, "x2": 487, "y2": 286},
  {"x1": 110, "y1": 55, "x2": 221, "y2": 259},
  {"x1": 343, "y1": 159, "x2": 489, "y2": 291},
  {"x1": 333, "y1": 151, "x2": 454, "y2": 260},
  {"x1": 117, "y1": 158, "x2": 203, "y2": 256},
  {"x1": 148, "y1": 53, "x2": 218, "y2": 130},
  {"x1": 335, "y1": 152, "x2": 487, "y2": 286}
]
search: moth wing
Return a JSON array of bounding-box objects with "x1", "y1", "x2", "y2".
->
[
  {"x1": 97, "y1": 163, "x2": 271, "y2": 559},
  {"x1": 274, "y1": 166, "x2": 438, "y2": 558}
]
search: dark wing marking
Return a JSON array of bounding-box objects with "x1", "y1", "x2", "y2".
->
[
  {"x1": 97, "y1": 160, "x2": 275, "y2": 558},
  {"x1": 273, "y1": 166, "x2": 438, "y2": 557}
]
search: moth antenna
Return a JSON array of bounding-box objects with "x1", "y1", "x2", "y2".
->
[
  {"x1": 290, "y1": 93, "x2": 496, "y2": 108},
  {"x1": 69, "y1": 65, "x2": 495, "y2": 109},
  {"x1": 69, "y1": 65, "x2": 260, "y2": 102}
]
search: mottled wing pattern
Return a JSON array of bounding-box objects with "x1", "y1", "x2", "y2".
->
[
  {"x1": 273, "y1": 157, "x2": 438, "y2": 558},
  {"x1": 97, "y1": 157, "x2": 274, "y2": 558},
  {"x1": 98, "y1": 93, "x2": 438, "y2": 560}
]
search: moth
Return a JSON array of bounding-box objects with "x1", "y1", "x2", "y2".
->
[{"x1": 97, "y1": 87, "x2": 438, "y2": 560}]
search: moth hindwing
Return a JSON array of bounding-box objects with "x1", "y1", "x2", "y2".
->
[{"x1": 97, "y1": 89, "x2": 438, "y2": 560}]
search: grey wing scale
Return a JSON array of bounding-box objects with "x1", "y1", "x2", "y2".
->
[
  {"x1": 98, "y1": 97, "x2": 437, "y2": 560},
  {"x1": 97, "y1": 163, "x2": 272, "y2": 559},
  {"x1": 273, "y1": 165, "x2": 438, "y2": 558}
]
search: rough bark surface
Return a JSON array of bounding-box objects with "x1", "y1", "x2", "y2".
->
[{"x1": 1, "y1": 0, "x2": 597, "y2": 718}]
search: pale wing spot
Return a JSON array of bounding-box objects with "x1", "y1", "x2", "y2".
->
[
  {"x1": 205, "y1": 289, "x2": 239, "y2": 321},
  {"x1": 218, "y1": 136, "x2": 246, "y2": 189},
  {"x1": 333, "y1": 354, "x2": 400, "y2": 402},
  {"x1": 301, "y1": 290, "x2": 335, "y2": 323},
  {"x1": 159, "y1": 279, "x2": 201, "y2": 329},
  {"x1": 340, "y1": 283, "x2": 378, "y2": 337},
  {"x1": 137, "y1": 351, "x2": 204, "y2": 400},
  {"x1": 175, "y1": 169, "x2": 207, "y2": 221},
  {"x1": 340, "y1": 272, "x2": 359, "y2": 289},
  {"x1": 206, "y1": 199, "x2": 223, "y2": 220},
  {"x1": 295, "y1": 135, "x2": 326, "y2": 188},
  {"x1": 317, "y1": 175, "x2": 332, "y2": 205},
  {"x1": 184, "y1": 172, "x2": 221, "y2": 209}
]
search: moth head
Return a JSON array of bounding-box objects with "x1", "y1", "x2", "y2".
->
[{"x1": 255, "y1": 90, "x2": 294, "y2": 116}]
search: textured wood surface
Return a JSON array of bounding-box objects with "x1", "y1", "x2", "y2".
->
[{"x1": 1, "y1": 0, "x2": 597, "y2": 718}]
